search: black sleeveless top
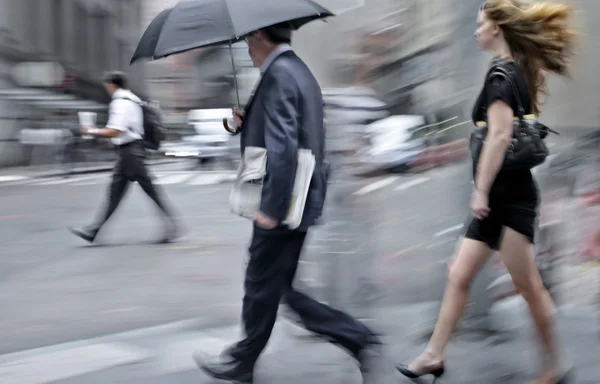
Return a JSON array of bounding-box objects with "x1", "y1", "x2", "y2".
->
[{"x1": 470, "y1": 59, "x2": 539, "y2": 206}]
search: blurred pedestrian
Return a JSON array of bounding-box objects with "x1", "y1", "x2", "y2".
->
[
  {"x1": 68, "y1": 71, "x2": 179, "y2": 244},
  {"x1": 194, "y1": 23, "x2": 382, "y2": 384},
  {"x1": 397, "y1": 1, "x2": 576, "y2": 383}
]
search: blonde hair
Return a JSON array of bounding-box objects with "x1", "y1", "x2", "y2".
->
[{"x1": 481, "y1": 0, "x2": 577, "y2": 115}]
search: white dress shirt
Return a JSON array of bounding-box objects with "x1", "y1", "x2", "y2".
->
[
  {"x1": 107, "y1": 88, "x2": 144, "y2": 146},
  {"x1": 259, "y1": 44, "x2": 292, "y2": 75}
]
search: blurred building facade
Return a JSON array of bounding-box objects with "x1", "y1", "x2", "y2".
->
[
  {"x1": 137, "y1": 0, "x2": 600, "y2": 138},
  {"x1": 295, "y1": 0, "x2": 600, "y2": 134},
  {"x1": 0, "y1": 0, "x2": 146, "y2": 166},
  {"x1": 142, "y1": 0, "x2": 192, "y2": 116}
]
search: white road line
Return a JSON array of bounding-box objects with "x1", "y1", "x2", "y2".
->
[
  {"x1": 154, "y1": 334, "x2": 234, "y2": 374},
  {"x1": 72, "y1": 175, "x2": 110, "y2": 186},
  {"x1": 394, "y1": 176, "x2": 431, "y2": 191},
  {"x1": 0, "y1": 172, "x2": 237, "y2": 187},
  {"x1": 154, "y1": 174, "x2": 195, "y2": 185},
  {"x1": 189, "y1": 173, "x2": 229, "y2": 185},
  {"x1": 0, "y1": 343, "x2": 150, "y2": 384},
  {"x1": 353, "y1": 176, "x2": 399, "y2": 196},
  {"x1": 35, "y1": 175, "x2": 101, "y2": 186},
  {"x1": 434, "y1": 224, "x2": 464, "y2": 238},
  {"x1": 151, "y1": 323, "x2": 290, "y2": 376},
  {"x1": 0, "y1": 176, "x2": 29, "y2": 183}
]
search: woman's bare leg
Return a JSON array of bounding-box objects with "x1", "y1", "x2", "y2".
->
[
  {"x1": 497, "y1": 227, "x2": 561, "y2": 383},
  {"x1": 407, "y1": 238, "x2": 491, "y2": 372}
]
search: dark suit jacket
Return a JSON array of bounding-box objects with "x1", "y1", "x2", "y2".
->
[{"x1": 240, "y1": 51, "x2": 328, "y2": 231}]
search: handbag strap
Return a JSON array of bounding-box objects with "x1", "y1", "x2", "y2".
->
[{"x1": 487, "y1": 65, "x2": 526, "y2": 120}]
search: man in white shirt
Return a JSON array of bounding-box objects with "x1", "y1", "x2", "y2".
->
[{"x1": 69, "y1": 71, "x2": 179, "y2": 244}]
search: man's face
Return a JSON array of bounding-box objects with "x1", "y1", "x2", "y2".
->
[
  {"x1": 103, "y1": 83, "x2": 117, "y2": 97},
  {"x1": 246, "y1": 31, "x2": 267, "y2": 68}
]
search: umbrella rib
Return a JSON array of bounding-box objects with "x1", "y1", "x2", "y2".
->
[{"x1": 222, "y1": 0, "x2": 239, "y2": 40}]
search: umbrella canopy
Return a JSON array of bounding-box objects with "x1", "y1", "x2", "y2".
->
[
  {"x1": 131, "y1": 0, "x2": 333, "y2": 64},
  {"x1": 131, "y1": 7, "x2": 174, "y2": 62}
]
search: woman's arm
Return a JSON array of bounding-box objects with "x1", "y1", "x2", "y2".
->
[{"x1": 474, "y1": 100, "x2": 514, "y2": 194}]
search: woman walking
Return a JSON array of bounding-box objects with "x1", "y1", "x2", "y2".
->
[{"x1": 396, "y1": 1, "x2": 576, "y2": 383}]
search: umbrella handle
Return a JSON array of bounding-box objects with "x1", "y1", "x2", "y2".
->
[{"x1": 223, "y1": 118, "x2": 238, "y2": 134}]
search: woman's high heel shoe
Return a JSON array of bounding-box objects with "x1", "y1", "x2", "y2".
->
[{"x1": 396, "y1": 363, "x2": 445, "y2": 383}]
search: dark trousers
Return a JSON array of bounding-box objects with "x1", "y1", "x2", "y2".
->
[
  {"x1": 89, "y1": 141, "x2": 172, "y2": 232},
  {"x1": 228, "y1": 226, "x2": 373, "y2": 367}
]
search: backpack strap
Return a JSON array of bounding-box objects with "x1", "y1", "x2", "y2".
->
[{"x1": 113, "y1": 96, "x2": 143, "y2": 135}]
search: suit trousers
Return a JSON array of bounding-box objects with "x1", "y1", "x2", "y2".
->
[
  {"x1": 89, "y1": 141, "x2": 172, "y2": 232},
  {"x1": 228, "y1": 225, "x2": 374, "y2": 367}
]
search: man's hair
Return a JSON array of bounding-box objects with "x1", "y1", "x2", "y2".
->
[
  {"x1": 103, "y1": 71, "x2": 128, "y2": 89},
  {"x1": 263, "y1": 22, "x2": 293, "y2": 44}
]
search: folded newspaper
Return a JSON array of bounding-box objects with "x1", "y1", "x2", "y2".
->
[{"x1": 229, "y1": 147, "x2": 316, "y2": 229}]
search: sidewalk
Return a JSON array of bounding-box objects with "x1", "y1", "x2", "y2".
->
[
  {"x1": 0, "y1": 158, "x2": 181, "y2": 179},
  {"x1": 1, "y1": 303, "x2": 597, "y2": 384}
]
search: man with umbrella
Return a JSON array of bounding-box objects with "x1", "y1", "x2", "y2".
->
[
  {"x1": 194, "y1": 23, "x2": 382, "y2": 383},
  {"x1": 133, "y1": 2, "x2": 383, "y2": 382}
]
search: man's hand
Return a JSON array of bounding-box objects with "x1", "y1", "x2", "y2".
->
[
  {"x1": 232, "y1": 107, "x2": 245, "y2": 128},
  {"x1": 254, "y1": 211, "x2": 278, "y2": 229},
  {"x1": 79, "y1": 126, "x2": 117, "y2": 138}
]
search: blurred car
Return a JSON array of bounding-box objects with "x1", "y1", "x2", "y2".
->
[
  {"x1": 322, "y1": 87, "x2": 390, "y2": 156},
  {"x1": 162, "y1": 108, "x2": 239, "y2": 169},
  {"x1": 356, "y1": 115, "x2": 427, "y2": 174}
]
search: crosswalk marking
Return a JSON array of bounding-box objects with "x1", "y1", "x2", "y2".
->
[
  {"x1": 189, "y1": 173, "x2": 235, "y2": 185},
  {"x1": 0, "y1": 176, "x2": 29, "y2": 182},
  {"x1": 0, "y1": 323, "x2": 292, "y2": 382},
  {"x1": 154, "y1": 335, "x2": 233, "y2": 374},
  {"x1": 72, "y1": 175, "x2": 110, "y2": 186},
  {"x1": 0, "y1": 172, "x2": 237, "y2": 188},
  {"x1": 394, "y1": 176, "x2": 431, "y2": 191},
  {"x1": 35, "y1": 175, "x2": 101, "y2": 186},
  {"x1": 150, "y1": 323, "x2": 287, "y2": 376},
  {"x1": 0, "y1": 343, "x2": 150, "y2": 384},
  {"x1": 353, "y1": 176, "x2": 399, "y2": 196},
  {"x1": 154, "y1": 174, "x2": 194, "y2": 185}
]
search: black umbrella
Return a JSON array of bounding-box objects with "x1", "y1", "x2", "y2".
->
[
  {"x1": 131, "y1": 7, "x2": 174, "y2": 62},
  {"x1": 130, "y1": 0, "x2": 333, "y2": 106},
  {"x1": 131, "y1": 0, "x2": 333, "y2": 64}
]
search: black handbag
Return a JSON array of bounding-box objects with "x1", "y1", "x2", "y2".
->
[{"x1": 469, "y1": 66, "x2": 558, "y2": 171}]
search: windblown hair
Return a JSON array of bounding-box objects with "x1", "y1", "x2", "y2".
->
[{"x1": 481, "y1": 0, "x2": 577, "y2": 115}]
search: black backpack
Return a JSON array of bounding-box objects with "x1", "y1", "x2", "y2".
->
[{"x1": 117, "y1": 96, "x2": 165, "y2": 150}]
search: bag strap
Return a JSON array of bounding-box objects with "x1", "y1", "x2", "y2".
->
[
  {"x1": 486, "y1": 65, "x2": 559, "y2": 136},
  {"x1": 116, "y1": 95, "x2": 143, "y2": 107},
  {"x1": 113, "y1": 96, "x2": 143, "y2": 135},
  {"x1": 488, "y1": 65, "x2": 526, "y2": 120}
]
